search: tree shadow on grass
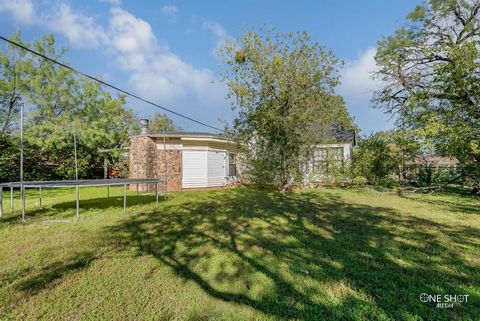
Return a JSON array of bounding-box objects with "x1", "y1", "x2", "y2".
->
[
  {"x1": 13, "y1": 251, "x2": 96, "y2": 295},
  {"x1": 400, "y1": 186, "x2": 480, "y2": 215},
  {"x1": 103, "y1": 188, "x2": 480, "y2": 320},
  {"x1": 403, "y1": 195, "x2": 480, "y2": 215}
]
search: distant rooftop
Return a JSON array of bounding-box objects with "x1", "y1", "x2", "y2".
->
[{"x1": 407, "y1": 156, "x2": 459, "y2": 165}]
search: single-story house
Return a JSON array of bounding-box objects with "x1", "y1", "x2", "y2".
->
[
  {"x1": 129, "y1": 121, "x2": 355, "y2": 191},
  {"x1": 129, "y1": 122, "x2": 239, "y2": 192}
]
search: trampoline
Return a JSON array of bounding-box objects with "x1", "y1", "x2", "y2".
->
[{"x1": 0, "y1": 178, "x2": 167, "y2": 221}]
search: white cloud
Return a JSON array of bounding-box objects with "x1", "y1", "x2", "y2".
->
[
  {"x1": 202, "y1": 20, "x2": 233, "y2": 56},
  {"x1": 45, "y1": 3, "x2": 106, "y2": 49},
  {"x1": 203, "y1": 20, "x2": 227, "y2": 39},
  {"x1": 338, "y1": 47, "x2": 382, "y2": 103},
  {"x1": 1, "y1": 2, "x2": 226, "y2": 106},
  {"x1": 0, "y1": 1, "x2": 105, "y2": 48},
  {"x1": 106, "y1": 8, "x2": 225, "y2": 104},
  {"x1": 99, "y1": 0, "x2": 121, "y2": 6},
  {"x1": 338, "y1": 47, "x2": 396, "y2": 132},
  {"x1": 108, "y1": 8, "x2": 156, "y2": 56},
  {"x1": 0, "y1": 0, "x2": 34, "y2": 24},
  {"x1": 160, "y1": 5, "x2": 178, "y2": 17}
]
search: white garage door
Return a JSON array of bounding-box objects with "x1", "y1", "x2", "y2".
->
[
  {"x1": 182, "y1": 150, "x2": 207, "y2": 188},
  {"x1": 207, "y1": 150, "x2": 226, "y2": 187}
]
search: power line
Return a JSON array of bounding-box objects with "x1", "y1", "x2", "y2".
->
[{"x1": 0, "y1": 35, "x2": 225, "y2": 132}]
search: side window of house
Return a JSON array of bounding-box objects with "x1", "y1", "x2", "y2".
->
[
  {"x1": 329, "y1": 147, "x2": 344, "y2": 167},
  {"x1": 313, "y1": 148, "x2": 327, "y2": 171},
  {"x1": 313, "y1": 147, "x2": 344, "y2": 171},
  {"x1": 229, "y1": 153, "x2": 237, "y2": 177}
]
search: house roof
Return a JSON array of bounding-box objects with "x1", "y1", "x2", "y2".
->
[
  {"x1": 331, "y1": 126, "x2": 356, "y2": 145},
  {"x1": 308, "y1": 124, "x2": 356, "y2": 145},
  {"x1": 134, "y1": 131, "x2": 232, "y2": 141},
  {"x1": 133, "y1": 127, "x2": 355, "y2": 145}
]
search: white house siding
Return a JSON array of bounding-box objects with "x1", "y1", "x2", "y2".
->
[
  {"x1": 182, "y1": 150, "x2": 208, "y2": 188},
  {"x1": 207, "y1": 150, "x2": 227, "y2": 187},
  {"x1": 181, "y1": 138, "x2": 237, "y2": 188}
]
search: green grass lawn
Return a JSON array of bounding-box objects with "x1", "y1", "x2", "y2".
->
[{"x1": 0, "y1": 186, "x2": 479, "y2": 320}]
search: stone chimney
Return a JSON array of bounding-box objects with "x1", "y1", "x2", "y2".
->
[{"x1": 140, "y1": 119, "x2": 149, "y2": 135}]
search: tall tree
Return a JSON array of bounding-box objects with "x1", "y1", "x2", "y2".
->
[
  {"x1": 220, "y1": 29, "x2": 351, "y2": 190},
  {"x1": 0, "y1": 33, "x2": 138, "y2": 180},
  {"x1": 147, "y1": 112, "x2": 181, "y2": 133},
  {"x1": 374, "y1": 0, "x2": 480, "y2": 194},
  {"x1": 0, "y1": 33, "x2": 33, "y2": 134}
]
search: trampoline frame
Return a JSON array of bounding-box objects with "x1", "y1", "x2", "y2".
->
[{"x1": 0, "y1": 178, "x2": 166, "y2": 222}]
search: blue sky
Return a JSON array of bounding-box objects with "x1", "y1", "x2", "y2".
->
[{"x1": 0, "y1": 0, "x2": 419, "y2": 134}]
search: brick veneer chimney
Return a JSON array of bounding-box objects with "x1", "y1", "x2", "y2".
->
[{"x1": 129, "y1": 135, "x2": 182, "y2": 192}]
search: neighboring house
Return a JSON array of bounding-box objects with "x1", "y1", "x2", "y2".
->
[
  {"x1": 129, "y1": 121, "x2": 239, "y2": 192},
  {"x1": 404, "y1": 156, "x2": 460, "y2": 182},
  {"x1": 406, "y1": 156, "x2": 460, "y2": 168}
]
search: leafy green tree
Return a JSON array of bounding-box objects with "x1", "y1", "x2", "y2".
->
[
  {"x1": 147, "y1": 112, "x2": 181, "y2": 133},
  {"x1": 383, "y1": 129, "x2": 421, "y2": 182},
  {"x1": 0, "y1": 134, "x2": 54, "y2": 182},
  {"x1": 353, "y1": 130, "x2": 423, "y2": 186},
  {"x1": 0, "y1": 33, "x2": 33, "y2": 134},
  {"x1": 220, "y1": 29, "x2": 353, "y2": 190},
  {"x1": 374, "y1": 0, "x2": 480, "y2": 194},
  {"x1": 0, "y1": 33, "x2": 138, "y2": 180},
  {"x1": 353, "y1": 133, "x2": 396, "y2": 185}
]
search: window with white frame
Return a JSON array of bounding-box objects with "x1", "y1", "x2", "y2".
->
[
  {"x1": 329, "y1": 147, "x2": 344, "y2": 166},
  {"x1": 312, "y1": 148, "x2": 327, "y2": 171},
  {"x1": 312, "y1": 147, "x2": 344, "y2": 171}
]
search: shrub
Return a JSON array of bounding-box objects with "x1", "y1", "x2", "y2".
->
[{"x1": 352, "y1": 176, "x2": 368, "y2": 186}]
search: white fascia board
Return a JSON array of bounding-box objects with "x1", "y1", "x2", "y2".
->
[
  {"x1": 181, "y1": 137, "x2": 236, "y2": 144},
  {"x1": 313, "y1": 143, "x2": 351, "y2": 148}
]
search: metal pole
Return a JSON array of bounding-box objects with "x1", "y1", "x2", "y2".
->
[
  {"x1": 39, "y1": 187, "x2": 42, "y2": 207},
  {"x1": 0, "y1": 187, "x2": 3, "y2": 218},
  {"x1": 163, "y1": 127, "x2": 167, "y2": 193},
  {"x1": 10, "y1": 186, "x2": 13, "y2": 213},
  {"x1": 20, "y1": 103, "x2": 25, "y2": 222},
  {"x1": 75, "y1": 187, "x2": 79, "y2": 221},
  {"x1": 123, "y1": 184, "x2": 127, "y2": 214},
  {"x1": 73, "y1": 130, "x2": 78, "y2": 181},
  {"x1": 107, "y1": 185, "x2": 110, "y2": 199},
  {"x1": 104, "y1": 155, "x2": 108, "y2": 179},
  {"x1": 73, "y1": 128, "x2": 79, "y2": 221},
  {"x1": 156, "y1": 182, "x2": 159, "y2": 205},
  {"x1": 21, "y1": 187, "x2": 25, "y2": 221}
]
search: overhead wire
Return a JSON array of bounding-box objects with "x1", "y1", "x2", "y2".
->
[{"x1": 0, "y1": 35, "x2": 225, "y2": 132}]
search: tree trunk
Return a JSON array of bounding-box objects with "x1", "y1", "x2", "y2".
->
[
  {"x1": 470, "y1": 160, "x2": 480, "y2": 196},
  {"x1": 472, "y1": 179, "x2": 480, "y2": 196}
]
